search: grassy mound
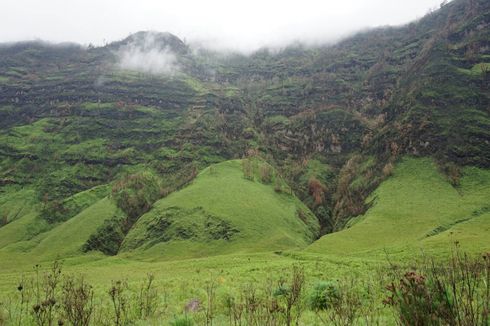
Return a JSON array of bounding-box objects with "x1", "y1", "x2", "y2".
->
[
  {"x1": 307, "y1": 157, "x2": 490, "y2": 257},
  {"x1": 0, "y1": 196, "x2": 118, "y2": 265},
  {"x1": 121, "y1": 160, "x2": 320, "y2": 259}
]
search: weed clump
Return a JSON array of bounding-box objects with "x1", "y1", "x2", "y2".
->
[
  {"x1": 31, "y1": 261, "x2": 62, "y2": 326},
  {"x1": 259, "y1": 164, "x2": 273, "y2": 184},
  {"x1": 108, "y1": 280, "x2": 129, "y2": 326},
  {"x1": 241, "y1": 159, "x2": 254, "y2": 181},
  {"x1": 136, "y1": 273, "x2": 158, "y2": 320},
  {"x1": 61, "y1": 276, "x2": 94, "y2": 326},
  {"x1": 384, "y1": 248, "x2": 490, "y2": 325}
]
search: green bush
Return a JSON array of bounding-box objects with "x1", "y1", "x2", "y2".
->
[{"x1": 308, "y1": 281, "x2": 340, "y2": 311}]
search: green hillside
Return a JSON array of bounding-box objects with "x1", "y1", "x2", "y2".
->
[
  {"x1": 121, "y1": 160, "x2": 320, "y2": 260},
  {"x1": 1, "y1": 157, "x2": 486, "y2": 266},
  {"x1": 308, "y1": 157, "x2": 490, "y2": 257},
  {"x1": 0, "y1": 196, "x2": 117, "y2": 266},
  {"x1": 0, "y1": 159, "x2": 319, "y2": 265}
]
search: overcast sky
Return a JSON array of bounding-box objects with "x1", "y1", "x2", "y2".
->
[{"x1": 1, "y1": 0, "x2": 444, "y2": 52}]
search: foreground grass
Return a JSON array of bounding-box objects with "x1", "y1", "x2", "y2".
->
[
  {"x1": 0, "y1": 247, "x2": 488, "y2": 325},
  {"x1": 0, "y1": 251, "x2": 383, "y2": 324}
]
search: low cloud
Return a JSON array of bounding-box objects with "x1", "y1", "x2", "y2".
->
[
  {"x1": 116, "y1": 32, "x2": 179, "y2": 75},
  {"x1": 0, "y1": 0, "x2": 444, "y2": 54}
]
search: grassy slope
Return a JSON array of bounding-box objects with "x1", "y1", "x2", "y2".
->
[
  {"x1": 26, "y1": 198, "x2": 118, "y2": 260},
  {"x1": 0, "y1": 197, "x2": 117, "y2": 266},
  {"x1": 421, "y1": 166, "x2": 490, "y2": 251},
  {"x1": 307, "y1": 157, "x2": 490, "y2": 257},
  {"x1": 0, "y1": 187, "x2": 40, "y2": 249},
  {"x1": 121, "y1": 160, "x2": 319, "y2": 260}
]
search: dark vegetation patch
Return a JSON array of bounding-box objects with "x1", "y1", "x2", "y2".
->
[
  {"x1": 138, "y1": 206, "x2": 240, "y2": 250},
  {"x1": 204, "y1": 216, "x2": 239, "y2": 241},
  {"x1": 81, "y1": 172, "x2": 161, "y2": 255},
  {"x1": 39, "y1": 185, "x2": 109, "y2": 224},
  {"x1": 111, "y1": 171, "x2": 161, "y2": 223},
  {"x1": 472, "y1": 205, "x2": 490, "y2": 217},
  {"x1": 145, "y1": 215, "x2": 172, "y2": 243},
  {"x1": 82, "y1": 166, "x2": 200, "y2": 255},
  {"x1": 82, "y1": 215, "x2": 125, "y2": 255},
  {"x1": 423, "y1": 218, "x2": 473, "y2": 238},
  {"x1": 424, "y1": 206, "x2": 490, "y2": 239}
]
